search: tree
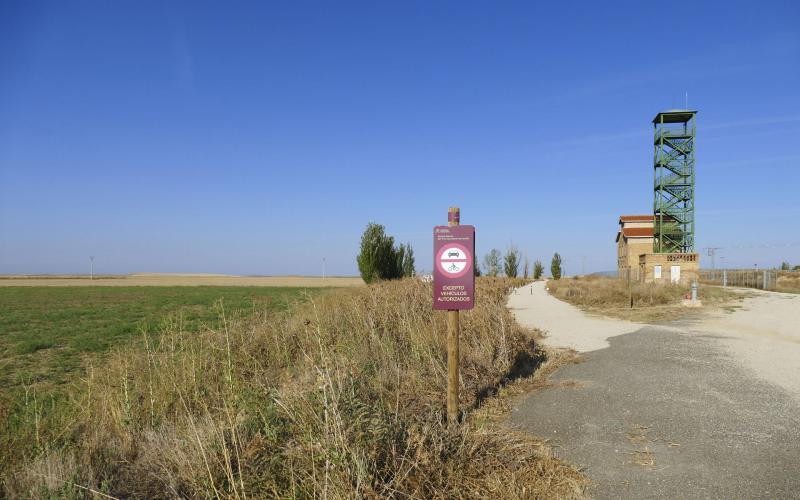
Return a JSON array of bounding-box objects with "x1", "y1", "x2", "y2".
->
[
  {"x1": 780, "y1": 262, "x2": 791, "y2": 271},
  {"x1": 794, "y1": 265, "x2": 800, "y2": 272},
  {"x1": 504, "y1": 245, "x2": 520, "y2": 278},
  {"x1": 473, "y1": 253, "x2": 482, "y2": 277},
  {"x1": 533, "y1": 260, "x2": 544, "y2": 279},
  {"x1": 551, "y1": 253, "x2": 562, "y2": 280},
  {"x1": 356, "y1": 223, "x2": 404, "y2": 283},
  {"x1": 523, "y1": 254, "x2": 530, "y2": 279},
  {"x1": 483, "y1": 249, "x2": 501, "y2": 277},
  {"x1": 401, "y1": 243, "x2": 416, "y2": 277}
]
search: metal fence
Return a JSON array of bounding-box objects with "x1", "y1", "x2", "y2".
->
[{"x1": 699, "y1": 269, "x2": 777, "y2": 291}]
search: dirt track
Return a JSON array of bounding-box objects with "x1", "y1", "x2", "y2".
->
[{"x1": 0, "y1": 274, "x2": 364, "y2": 287}]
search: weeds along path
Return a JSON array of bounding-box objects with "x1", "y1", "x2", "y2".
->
[{"x1": 508, "y1": 281, "x2": 644, "y2": 352}]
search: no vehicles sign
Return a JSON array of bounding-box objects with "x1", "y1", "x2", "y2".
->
[{"x1": 433, "y1": 225, "x2": 475, "y2": 310}]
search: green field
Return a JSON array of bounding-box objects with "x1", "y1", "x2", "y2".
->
[{"x1": 0, "y1": 286, "x2": 317, "y2": 393}]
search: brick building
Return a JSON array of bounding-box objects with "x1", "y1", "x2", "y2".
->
[
  {"x1": 616, "y1": 214, "x2": 699, "y2": 284},
  {"x1": 616, "y1": 215, "x2": 654, "y2": 279}
]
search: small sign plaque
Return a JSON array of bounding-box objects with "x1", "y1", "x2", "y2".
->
[{"x1": 433, "y1": 225, "x2": 475, "y2": 310}]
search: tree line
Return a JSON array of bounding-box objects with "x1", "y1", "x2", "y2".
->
[
  {"x1": 481, "y1": 246, "x2": 562, "y2": 279},
  {"x1": 356, "y1": 223, "x2": 564, "y2": 282}
]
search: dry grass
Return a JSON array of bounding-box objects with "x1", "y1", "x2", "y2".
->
[
  {"x1": 1, "y1": 277, "x2": 586, "y2": 498},
  {"x1": 547, "y1": 275, "x2": 740, "y2": 322},
  {"x1": 0, "y1": 274, "x2": 364, "y2": 288},
  {"x1": 777, "y1": 271, "x2": 800, "y2": 294}
]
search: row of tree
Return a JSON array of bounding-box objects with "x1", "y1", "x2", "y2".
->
[
  {"x1": 356, "y1": 223, "x2": 564, "y2": 283},
  {"x1": 481, "y1": 247, "x2": 562, "y2": 280}
]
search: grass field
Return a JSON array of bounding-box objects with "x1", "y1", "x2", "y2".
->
[
  {"x1": 0, "y1": 286, "x2": 318, "y2": 394},
  {"x1": 0, "y1": 274, "x2": 363, "y2": 287}
]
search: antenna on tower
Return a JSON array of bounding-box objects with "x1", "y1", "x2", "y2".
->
[{"x1": 685, "y1": 91, "x2": 688, "y2": 109}]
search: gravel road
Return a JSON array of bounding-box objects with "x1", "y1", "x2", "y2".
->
[{"x1": 509, "y1": 281, "x2": 800, "y2": 499}]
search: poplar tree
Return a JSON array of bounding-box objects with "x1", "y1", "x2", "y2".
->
[
  {"x1": 504, "y1": 245, "x2": 520, "y2": 278},
  {"x1": 533, "y1": 260, "x2": 544, "y2": 279},
  {"x1": 551, "y1": 253, "x2": 562, "y2": 280}
]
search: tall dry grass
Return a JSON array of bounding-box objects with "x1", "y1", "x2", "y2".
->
[
  {"x1": 777, "y1": 271, "x2": 800, "y2": 293},
  {"x1": 2, "y1": 277, "x2": 586, "y2": 498},
  {"x1": 547, "y1": 275, "x2": 737, "y2": 322}
]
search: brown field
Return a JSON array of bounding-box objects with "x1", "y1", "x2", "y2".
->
[{"x1": 0, "y1": 273, "x2": 364, "y2": 288}]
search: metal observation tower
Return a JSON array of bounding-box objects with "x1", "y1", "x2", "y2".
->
[{"x1": 653, "y1": 110, "x2": 696, "y2": 253}]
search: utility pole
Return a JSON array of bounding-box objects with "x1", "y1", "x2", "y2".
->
[
  {"x1": 703, "y1": 247, "x2": 723, "y2": 269},
  {"x1": 89, "y1": 256, "x2": 95, "y2": 280},
  {"x1": 322, "y1": 257, "x2": 326, "y2": 280}
]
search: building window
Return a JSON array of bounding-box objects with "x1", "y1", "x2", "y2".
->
[{"x1": 654, "y1": 265, "x2": 662, "y2": 279}]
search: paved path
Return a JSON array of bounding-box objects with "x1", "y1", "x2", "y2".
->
[{"x1": 509, "y1": 282, "x2": 800, "y2": 499}]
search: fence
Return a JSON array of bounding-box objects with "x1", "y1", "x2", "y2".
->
[{"x1": 699, "y1": 269, "x2": 777, "y2": 291}]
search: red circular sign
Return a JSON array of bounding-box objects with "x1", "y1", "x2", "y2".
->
[{"x1": 437, "y1": 243, "x2": 472, "y2": 278}]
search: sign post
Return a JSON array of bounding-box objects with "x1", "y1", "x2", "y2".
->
[{"x1": 433, "y1": 207, "x2": 475, "y2": 424}]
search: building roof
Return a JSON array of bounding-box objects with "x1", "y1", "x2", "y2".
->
[
  {"x1": 652, "y1": 109, "x2": 697, "y2": 124},
  {"x1": 623, "y1": 227, "x2": 654, "y2": 238},
  {"x1": 616, "y1": 227, "x2": 654, "y2": 242},
  {"x1": 619, "y1": 215, "x2": 654, "y2": 223}
]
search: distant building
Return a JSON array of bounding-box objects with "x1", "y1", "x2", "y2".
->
[
  {"x1": 614, "y1": 109, "x2": 700, "y2": 286},
  {"x1": 616, "y1": 213, "x2": 698, "y2": 284},
  {"x1": 616, "y1": 215, "x2": 654, "y2": 279}
]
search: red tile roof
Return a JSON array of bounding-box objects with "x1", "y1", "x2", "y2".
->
[
  {"x1": 622, "y1": 227, "x2": 654, "y2": 238},
  {"x1": 619, "y1": 215, "x2": 654, "y2": 222}
]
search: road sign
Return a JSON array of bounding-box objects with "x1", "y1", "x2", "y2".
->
[{"x1": 433, "y1": 225, "x2": 475, "y2": 310}]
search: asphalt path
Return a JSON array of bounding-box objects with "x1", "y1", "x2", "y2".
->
[{"x1": 509, "y1": 282, "x2": 800, "y2": 499}]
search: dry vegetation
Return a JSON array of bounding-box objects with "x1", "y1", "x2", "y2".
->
[
  {"x1": 547, "y1": 275, "x2": 740, "y2": 322},
  {"x1": 1, "y1": 278, "x2": 586, "y2": 498},
  {"x1": 777, "y1": 271, "x2": 800, "y2": 294}
]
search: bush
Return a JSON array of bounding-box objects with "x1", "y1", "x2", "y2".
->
[{"x1": 551, "y1": 253, "x2": 562, "y2": 280}]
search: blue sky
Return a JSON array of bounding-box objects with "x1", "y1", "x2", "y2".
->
[{"x1": 1, "y1": 1, "x2": 799, "y2": 276}]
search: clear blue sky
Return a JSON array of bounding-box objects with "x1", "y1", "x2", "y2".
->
[{"x1": 1, "y1": 1, "x2": 798, "y2": 276}]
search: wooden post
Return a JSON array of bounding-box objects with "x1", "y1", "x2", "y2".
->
[
  {"x1": 447, "y1": 207, "x2": 460, "y2": 425},
  {"x1": 628, "y1": 268, "x2": 633, "y2": 308}
]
